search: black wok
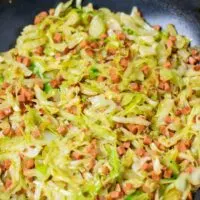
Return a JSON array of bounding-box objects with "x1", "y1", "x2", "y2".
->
[{"x1": 0, "y1": 0, "x2": 200, "y2": 199}]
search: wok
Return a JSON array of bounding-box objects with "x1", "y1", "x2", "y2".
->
[{"x1": 0, "y1": 0, "x2": 200, "y2": 199}]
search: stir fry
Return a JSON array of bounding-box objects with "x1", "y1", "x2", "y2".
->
[{"x1": 0, "y1": 1, "x2": 199, "y2": 199}]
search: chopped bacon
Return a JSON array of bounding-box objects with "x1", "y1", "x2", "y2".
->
[
  {"x1": 18, "y1": 87, "x2": 34, "y2": 103},
  {"x1": 102, "y1": 165, "x2": 110, "y2": 175},
  {"x1": 0, "y1": 110, "x2": 5, "y2": 120},
  {"x1": 181, "y1": 106, "x2": 191, "y2": 115},
  {"x1": 159, "y1": 81, "x2": 170, "y2": 92},
  {"x1": 1, "y1": 160, "x2": 11, "y2": 171},
  {"x1": 164, "y1": 61, "x2": 172, "y2": 69},
  {"x1": 34, "y1": 46, "x2": 44, "y2": 56},
  {"x1": 123, "y1": 183, "x2": 133, "y2": 194},
  {"x1": 185, "y1": 165, "x2": 194, "y2": 174},
  {"x1": 188, "y1": 56, "x2": 197, "y2": 65},
  {"x1": 100, "y1": 33, "x2": 108, "y2": 40},
  {"x1": 90, "y1": 42, "x2": 99, "y2": 49},
  {"x1": 153, "y1": 25, "x2": 161, "y2": 31},
  {"x1": 151, "y1": 171, "x2": 160, "y2": 181},
  {"x1": 142, "y1": 65, "x2": 149, "y2": 75},
  {"x1": 116, "y1": 32, "x2": 126, "y2": 40},
  {"x1": 126, "y1": 124, "x2": 145, "y2": 134},
  {"x1": 130, "y1": 82, "x2": 140, "y2": 91},
  {"x1": 122, "y1": 142, "x2": 131, "y2": 149},
  {"x1": 57, "y1": 125, "x2": 68, "y2": 136},
  {"x1": 177, "y1": 141, "x2": 188, "y2": 152},
  {"x1": 79, "y1": 40, "x2": 89, "y2": 49},
  {"x1": 117, "y1": 146, "x2": 126, "y2": 156},
  {"x1": 22, "y1": 57, "x2": 31, "y2": 67},
  {"x1": 107, "y1": 48, "x2": 116, "y2": 56},
  {"x1": 3, "y1": 107, "x2": 13, "y2": 117},
  {"x1": 194, "y1": 65, "x2": 200, "y2": 71},
  {"x1": 163, "y1": 168, "x2": 173, "y2": 178},
  {"x1": 32, "y1": 129, "x2": 40, "y2": 138},
  {"x1": 34, "y1": 11, "x2": 48, "y2": 25},
  {"x1": 164, "y1": 115, "x2": 173, "y2": 123},
  {"x1": 109, "y1": 67, "x2": 121, "y2": 83},
  {"x1": 24, "y1": 159, "x2": 35, "y2": 169},
  {"x1": 53, "y1": 32, "x2": 63, "y2": 43},
  {"x1": 4, "y1": 178, "x2": 12, "y2": 190},
  {"x1": 136, "y1": 148, "x2": 146, "y2": 157},
  {"x1": 97, "y1": 76, "x2": 106, "y2": 82},
  {"x1": 85, "y1": 48, "x2": 95, "y2": 57},
  {"x1": 142, "y1": 162, "x2": 153, "y2": 171},
  {"x1": 120, "y1": 57, "x2": 129, "y2": 69},
  {"x1": 143, "y1": 135, "x2": 152, "y2": 145},
  {"x1": 71, "y1": 152, "x2": 83, "y2": 160},
  {"x1": 86, "y1": 139, "x2": 98, "y2": 158}
]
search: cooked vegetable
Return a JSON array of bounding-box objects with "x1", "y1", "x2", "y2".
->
[{"x1": 0, "y1": 0, "x2": 199, "y2": 199}]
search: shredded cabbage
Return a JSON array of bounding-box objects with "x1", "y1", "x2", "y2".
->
[{"x1": 0, "y1": 0, "x2": 199, "y2": 199}]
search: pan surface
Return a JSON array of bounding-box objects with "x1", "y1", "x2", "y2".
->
[{"x1": 0, "y1": 0, "x2": 200, "y2": 199}]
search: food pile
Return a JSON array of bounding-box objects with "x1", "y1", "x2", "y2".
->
[{"x1": 0, "y1": 1, "x2": 199, "y2": 199}]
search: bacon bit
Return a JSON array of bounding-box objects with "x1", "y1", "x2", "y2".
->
[
  {"x1": 22, "y1": 57, "x2": 31, "y2": 67},
  {"x1": 100, "y1": 33, "x2": 108, "y2": 40},
  {"x1": 115, "y1": 123, "x2": 123, "y2": 129},
  {"x1": 181, "y1": 106, "x2": 191, "y2": 115},
  {"x1": 53, "y1": 32, "x2": 63, "y2": 43},
  {"x1": 175, "y1": 109, "x2": 182, "y2": 116},
  {"x1": 123, "y1": 183, "x2": 133, "y2": 194},
  {"x1": 116, "y1": 32, "x2": 126, "y2": 40},
  {"x1": 143, "y1": 135, "x2": 152, "y2": 145},
  {"x1": 1, "y1": 82, "x2": 10, "y2": 90},
  {"x1": 34, "y1": 46, "x2": 44, "y2": 56},
  {"x1": 169, "y1": 131, "x2": 174, "y2": 137},
  {"x1": 18, "y1": 87, "x2": 34, "y2": 102},
  {"x1": 16, "y1": 56, "x2": 23, "y2": 63},
  {"x1": 164, "y1": 61, "x2": 172, "y2": 68},
  {"x1": 167, "y1": 39, "x2": 173, "y2": 49},
  {"x1": 187, "y1": 192, "x2": 193, "y2": 200},
  {"x1": 24, "y1": 159, "x2": 35, "y2": 169},
  {"x1": 153, "y1": 25, "x2": 161, "y2": 31},
  {"x1": 169, "y1": 36, "x2": 176, "y2": 42},
  {"x1": 50, "y1": 79, "x2": 61, "y2": 88},
  {"x1": 120, "y1": 57, "x2": 129, "y2": 69},
  {"x1": 90, "y1": 42, "x2": 99, "y2": 49},
  {"x1": 177, "y1": 141, "x2": 187, "y2": 152},
  {"x1": 124, "y1": 40, "x2": 132, "y2": 48},
  {"x1": 117, "y1": 146, "x2": 126, "y2": 156},
  {"x1": 136, "y1": 148, "x2": 146, "y2": 157},
  {"x1": 86, "y1": 139, "x2": 98, "y2": 158},
  {"x1": 154, "y1": 141, "x2": 165, "y2": 151},
  {"x1": 79, "y1": 40, "x2": 89, "y2": 49},
  {"x1": 123, "y1": 142, "x2": 131, "y2": 149},
  {"x1": 88, "y1": 158, "x2": 96, "y2": 171},
  {"x1": 32, "y1": 129, "x2": 40, "y2": 138},
  {"x1": 130, "y1": 82, "x2": 140, "y2": 91},
  {"x1": 163, "y1": 168, "x2": 173, "y2": 178},
  {"x1": 191, "y1": 49, "x2": 198, "y2": 56},
  {"x1": 194, "y1": 65, "x2": 200, "y2": 71},
  {"x1": 107, "y1": 48, "x2": 116, "y2": 56},
  {"x1": 49, "y1": 8, "x2": 55, "y2": 16},
  {"x1": 0, "y1": 110, "x2": 5, "y2": 120},
  {"x1": 159, "y1": 125, "x2": 166, "y2": 134},
  {"x1": 3, "y1": 107, "x2": 13, "y2": 117},
  {"x1": 110, "y1": 191, "x2": 121, "y2": 199},
  {"x1": 15, "y1": 127, "x2": 23, "y2": 136},
  {"x1": 71, "y1": 152, "x2": 83, "y2": 160},
  {"x1": 34, "y1": 11, "x2": 48, "y2": 25},
  {"x1": 3, "y1": 128, "x2": 13, "y2": 137},
  {"x1": 165, "y1": 115, "x2": 173, "y2": 124},
  {"x1": 151, "y1": 171, "x2": 160, "y2": 181},
  {"x1": 185, "y1": 165, "x2": 194, "y2": 174},
  {"x1": 188, "y1": 56, "x2": 197, "y2": 65},
  {"x1": 109, "y1": 67, "x2": 121, "y2": 83},
  {"x1": 159, "y1": 81, "x2": 170, "y2": 92},
  {"x1": 110, "y1": 84, "x2": 119, "y2": 93},
  {"x1": 142, "y1": 162, "x2": 153, "y2": 171},
  {"x1": 97, "y1": 76, "x2": 106, "y2": 82},
  {"x1": 142, "y1": 65, "x2": 149, "y2": 76},
  {"x1": 126, "y1": 124, "x2": 145, "y2": 134},
  {"x1": 85, "y1": 48, "x2": 95, "y2": 57},
  {"x1": 1, "y1": 160, "x2": 11, "y2": 171},
  {"x1": 57, "y1": 125, "x2": 68, "y2": 136},
  {"x1": 67, "y1": 105, "x2": 77, "y2": 115},
  {"x1": 102, "y1": 165, "x2": 110, "y2": 175},
  {"x1": 4, "y1": 178, "x2": 12, "y2": 190}
]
